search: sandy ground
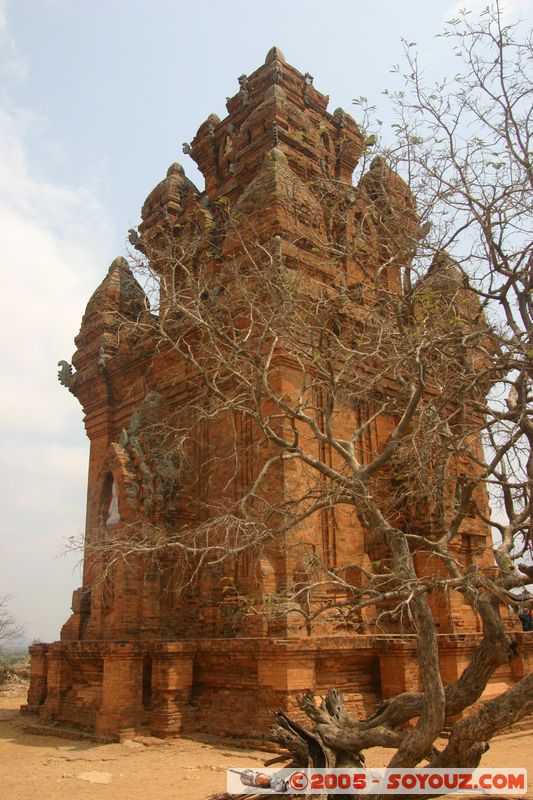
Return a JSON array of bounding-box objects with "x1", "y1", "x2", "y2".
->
[{"x1": 1, "y1": 685, "x2": 532, "y2": 800}]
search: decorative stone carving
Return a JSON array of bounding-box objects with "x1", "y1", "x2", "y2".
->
[
  {"x1": 98, "y1": 391, "x2": 180, "y2": 527},
  {"x1": 105, "y1": 478, "x2": 121, "y2": 527},
  {"x1": 238, "y1": 73, "x2": 249, "y2": 106},
  {"x1": 303, "y1": 72, "x2": 314, "y2": 106},
  {"x1": 333, "y1": 107, "x2": 346, "y2": 127},
  {"x1": 57, "y1": 360, "x2": 73, "y2": 387},
  {"x1": 128, "y1": 227, "x2": 140, "y2": 246}
]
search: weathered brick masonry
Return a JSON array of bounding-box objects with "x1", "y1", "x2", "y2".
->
[{"x1": 24, "y1": 48, "x2": 530, "y2": 740}]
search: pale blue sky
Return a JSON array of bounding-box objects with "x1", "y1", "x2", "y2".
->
[
  {"x1": 5, "y1": 0, "x2": 463, "y2": 248},
  {"x1": 0, "y1": 0, "x2": 530, "y2": 642}
]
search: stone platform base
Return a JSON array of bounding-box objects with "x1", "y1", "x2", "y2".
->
[
  {"x1": 21, "y1": 718, "x2": 117, "y2": 743},
  {"x1": 23, "y1": 633, "x2": 533, "y2": 741}
]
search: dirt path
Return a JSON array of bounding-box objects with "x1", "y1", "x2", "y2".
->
[{"x1": 1, "y1": 687, "x2": 532, "y2": 799}]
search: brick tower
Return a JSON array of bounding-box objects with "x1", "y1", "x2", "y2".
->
[{"x1": 24, "y1": 48, "x2": 524, "y2": 740}]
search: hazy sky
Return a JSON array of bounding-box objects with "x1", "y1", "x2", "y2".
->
[{"x1": 0, "y1": 0, "x2": 530, "y2": 643}]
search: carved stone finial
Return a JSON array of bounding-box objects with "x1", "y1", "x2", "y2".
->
[
  {"x1": 303, "y1": 73, "x2": 314, "y2": 106},
  {"x1": 238, "y1": 74, "x2": 249, "y2": 106},
  {"x1": 333, "y1": 107, "x2": 346, "y2": 128},
  {"x1": 57, "y1": 360, "x2": 73, "y2": 387},
  {"x1": 166, "y1": 162, "x2": 185, "y2": 177},
  {"x1": 108, "y1": 256, "x2": 129, "y2": 273},
  {"x1": 207, "y1": 113, "x2": 220, "y2": 135},
  {"x1": 431, "y1": 249, "x2": 454, "y2": 271},
  {"x1": 265, "y1": 46, "x2": 286, "y2": 64},
  {"x1": 370, "y1": 155, "x2": 387, "y2": 171},
  {"x1": 128, "y1": 228, "x2": 140, "y2": 246}
]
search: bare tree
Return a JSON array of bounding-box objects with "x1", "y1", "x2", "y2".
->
[
  {"x1": 76, "y1": 3, "x2": 532, "y2": 787},
  {"x1": 0, "y1": 596, "x2": 24, "y2": 652}
]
